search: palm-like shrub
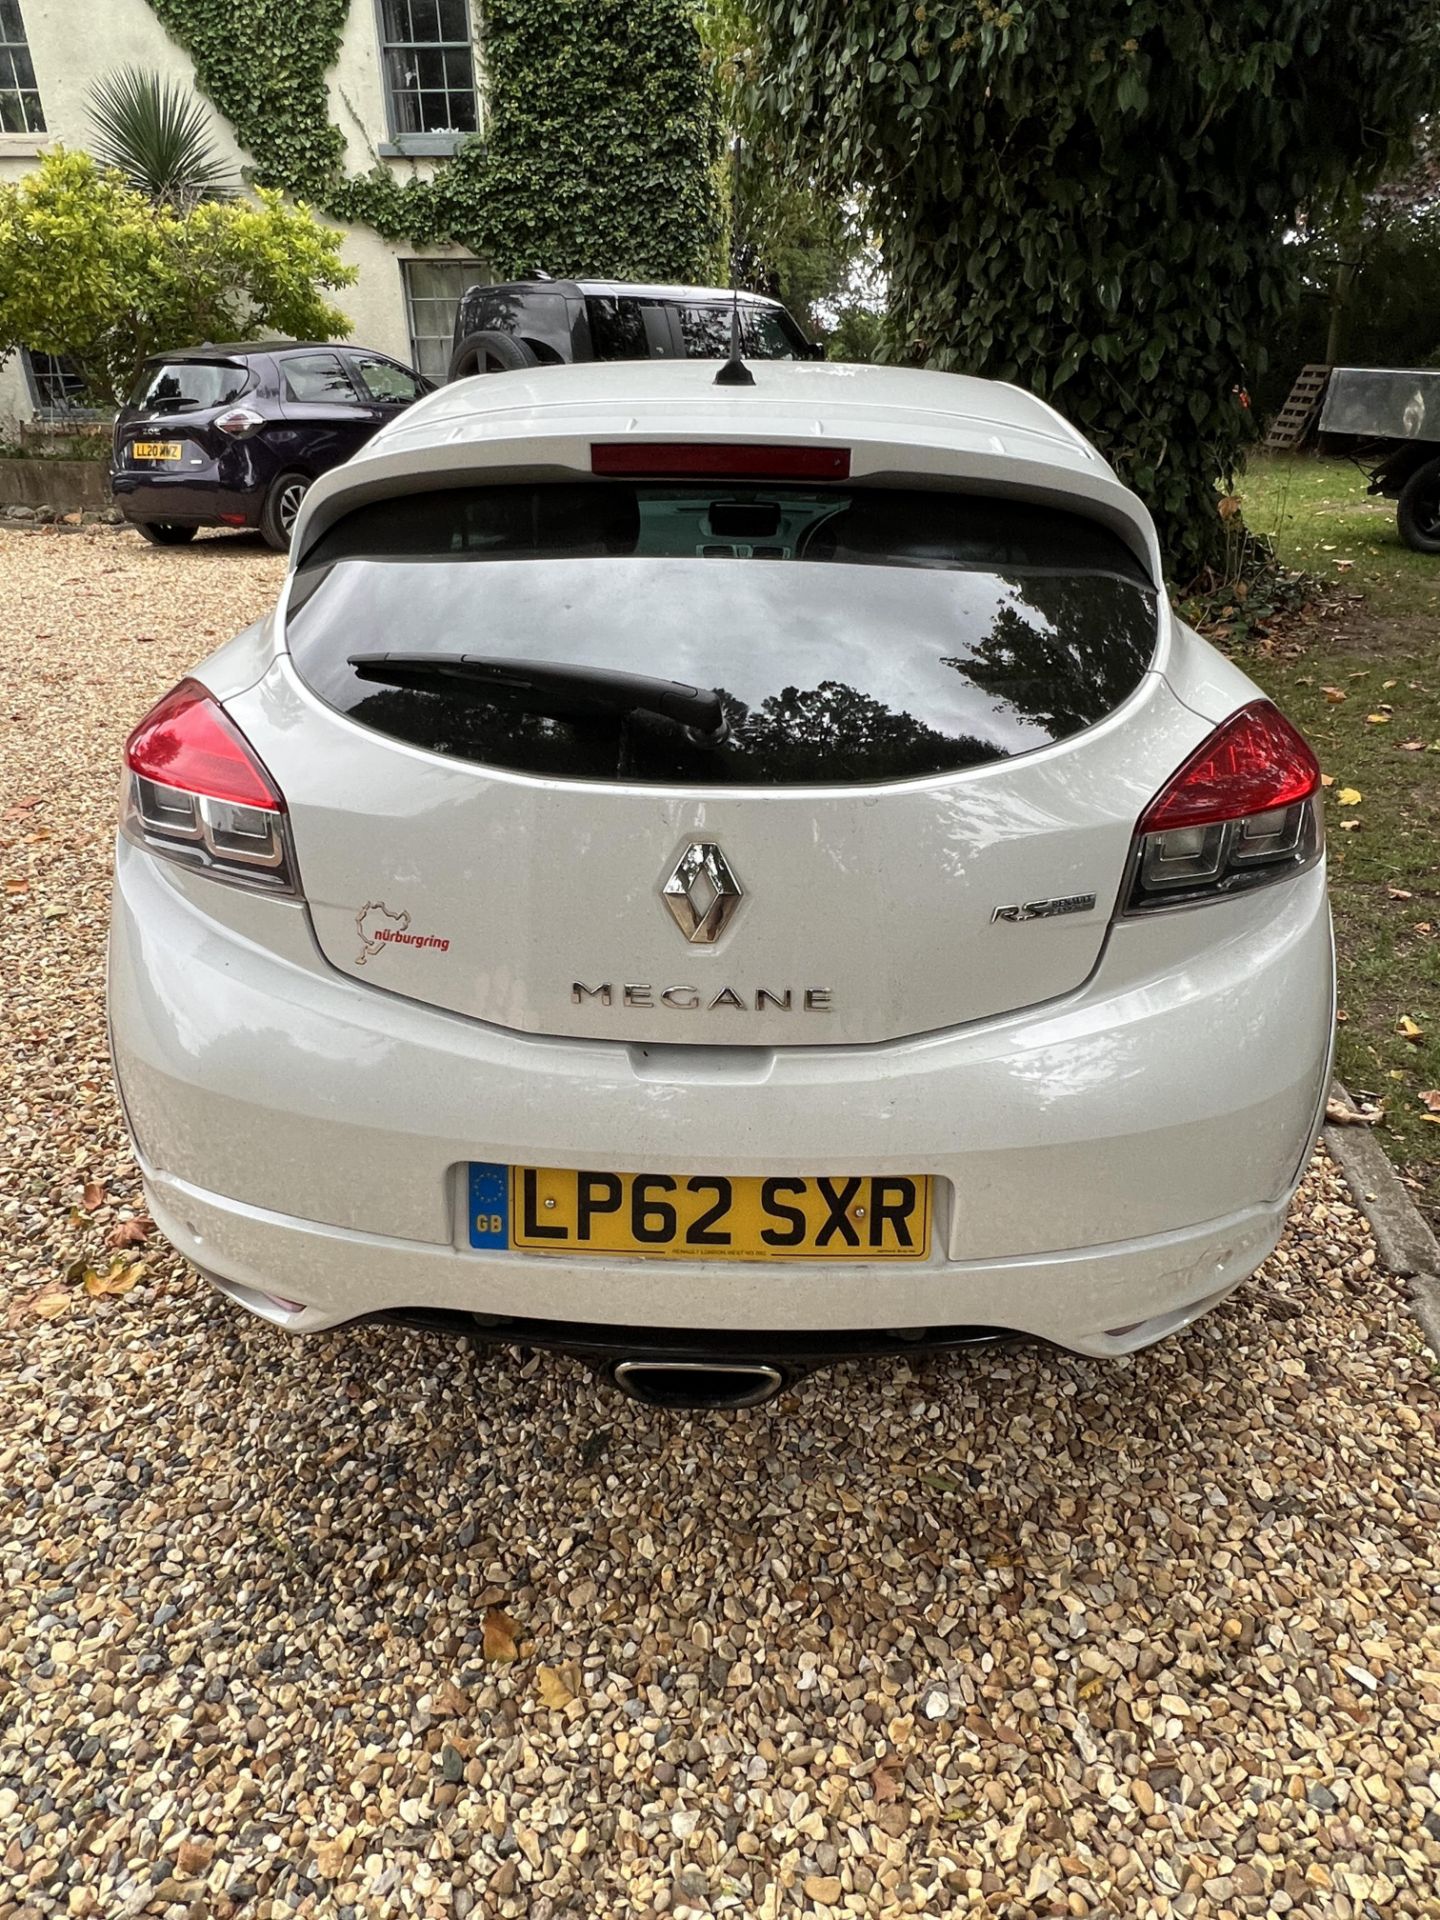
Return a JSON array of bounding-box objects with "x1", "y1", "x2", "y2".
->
[{"x1": 88, "y1": 66, "x2": 235, "y2": 209}]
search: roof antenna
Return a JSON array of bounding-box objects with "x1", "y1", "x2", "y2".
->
[{"x1": 714, "y1": 135, "x2": 755, "y2": 388}]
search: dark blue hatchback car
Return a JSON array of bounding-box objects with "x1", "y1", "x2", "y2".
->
[{"x1": 111, "y1": 342, "x2": 432, "y2": 550}]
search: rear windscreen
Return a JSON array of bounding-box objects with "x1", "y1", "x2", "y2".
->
[
  {"x1": 287, "y1": 483, "x2": 1157, "y2": 786},
  {"x1": 130, "y1": 360, "x2": 250, "y2": 413}
]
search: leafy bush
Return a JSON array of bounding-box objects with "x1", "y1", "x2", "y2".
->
[
  {"x1": 0, "y1": 149, "x2": 355, "y2": 406},
  {"x1": 755, "y1": 1, "x2": 1440, "y2": 578}
]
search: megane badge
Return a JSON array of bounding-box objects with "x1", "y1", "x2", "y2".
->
[{"x1": 661, "y1": 841, "x2": 744, "y2": 944}]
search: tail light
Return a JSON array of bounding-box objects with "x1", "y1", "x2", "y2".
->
[
  {"x1": 214, "y1": 406, "x2": 264, "y2": 438},
  {"x1": 1123, "y1": 701, "x2": 1322, "y2": 913},
  {"x1": 121, "y1": 680, "x2": 298, "y2": 894}
]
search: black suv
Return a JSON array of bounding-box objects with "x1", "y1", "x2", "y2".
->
[
  {"x1": 448, "y1": 277, "x2": 818, "y2": 381},
  {"x1": 111, "y1": 342, "x2": 431, "y2": 550}
]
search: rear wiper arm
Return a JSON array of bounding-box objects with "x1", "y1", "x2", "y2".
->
[{"x1": 347, "y1": 652, "x2": 727, "y2": 741}]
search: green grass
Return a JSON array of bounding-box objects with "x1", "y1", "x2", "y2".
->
[
  {"x1": 1236, "y1": 453, "x2": 1440, "y2": 1220},
  {"x1": 1242, "y1": 453, "x2": 1440, "y2": 621}
]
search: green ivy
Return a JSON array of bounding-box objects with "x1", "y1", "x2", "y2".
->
[
  {"x1": 753, "y1": 0, "x2": 1440, "y2": 579},
  {"x1": 144, "y1": 0, "x2": 720, "y2": 278}
]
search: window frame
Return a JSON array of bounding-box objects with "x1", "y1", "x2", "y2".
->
[
  {"x1": 0, "y1": 0, "x2": 45, "y2": 136},
  {"x1": 374, "y1": 0, "x2": 479, "y2": 154},
  {"x1": 402, "y1": 257, "x2": 487, "y2": 383},
  {"x1": 21, "y1": 350, "x2": 104, "y2": 422}
]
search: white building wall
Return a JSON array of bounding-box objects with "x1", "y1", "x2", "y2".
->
[{"x1": 0, "y1": 0, "x2": 485, "y2": 434}]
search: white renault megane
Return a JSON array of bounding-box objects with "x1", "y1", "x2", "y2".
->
[{"x1": 107, "y1": 360, "x2": 1333, "y2": 1408}]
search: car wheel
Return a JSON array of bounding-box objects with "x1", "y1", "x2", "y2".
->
[
  {"x1": 1396, "y1": 456, "x2": 1440, "y2": 554},
  {"x1": 137, "y1": 522, "x2": 198, "y2": 547},
  {"x1": 261, "y1": 472, "x2": 310, "y2": 552},
  {"x1": 446, "y1": 331, "x2": 541, "y2": 382}
]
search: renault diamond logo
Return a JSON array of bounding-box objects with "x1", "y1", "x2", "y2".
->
[{"x1": 661, "y1": 841, "x2": 744, "y2": 944}]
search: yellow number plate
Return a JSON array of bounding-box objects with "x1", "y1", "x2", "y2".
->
[
  {"x1": 497, "y1": 1167, "x2": 931, "y2": 1261},
  {"x1": 131, "y1": 441, "x2": 182, "y2": 460}
]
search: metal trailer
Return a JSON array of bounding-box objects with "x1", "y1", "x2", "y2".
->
[{"x1": 1318, "y1": 366, "x2": 1440, "y2": 553}]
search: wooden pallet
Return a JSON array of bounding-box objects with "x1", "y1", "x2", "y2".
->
[{"x1": 1264, "y1": 364, "x2": 1332, "y2": 449}]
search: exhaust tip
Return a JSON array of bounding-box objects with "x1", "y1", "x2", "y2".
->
[{"x1": 612, "y1": 1359, "x2": 785, "y2": 1410}]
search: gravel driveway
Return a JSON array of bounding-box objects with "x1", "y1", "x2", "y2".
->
[{"x1": 3, "y1": 526, "x2": 1439, "y2": 1920}]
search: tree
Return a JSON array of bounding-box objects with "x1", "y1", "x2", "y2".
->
[
  {"x1": 1255, "y1": 201, "x2": 1440, "y2": 417},
  {"x1": 695, "y1": 0, "x2": 866, "y2": 332},
  {"x1": 753, "y1": 2, "x2": 1440, "y2": 578},
  {"x1": 1317, "y1": 117, "x2": 1440, "y2": 371},
  {"x1": 0, "y1": 148, "x2": 355, "y2": 406},
  {"x1": 88, "y1": 66, "x2": 236, "y2": 209}
]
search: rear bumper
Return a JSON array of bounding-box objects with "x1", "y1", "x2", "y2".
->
[
  {"x1": 110, "y1": 471, "x2": 266, "y2": 528},
  {"x1": 143, "y1": 1158, "x2": 1283, "y2": 1358},
  {"x1": 109, "y1": 839, "x2": 1334, "y2": 1354}
]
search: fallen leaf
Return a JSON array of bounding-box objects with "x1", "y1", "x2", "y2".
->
[
  {"x1": 1419, "y1": 1090, "x2": 1440, "y2": 1113},
  {"x1": 4, "y1": 877, "x2": 28, "y2": 895},
  {"x1": 1365, "y1": 713, "x2": 1390, "y2": 725},
  {"x1": 1336, "y1": 788, "x2": 1363, "y2": 806},
  {"x1": 1320, "y1": 772, "x2": 1336, "y2": 787},
  {"x1": 535, "y1": 1662, "x2": 580, "y2": 1710},
  {"x1": 1338, "y1": 819, "x2": 1361, "y2": 831},
  {"x1": 1401, "y1": 739, "x2": 1424, "y2": 750},
  {"x1": 30, "y1": 1291, "x2": 71, "y2": 1319},
  {"x1": 482, "y1": 1607, "x2": 519, "y2": 1663},
  {"x1": 106, "y1": 1216, "x2": 152, "y2": 1249},
  {"x1": 1326, "y1": 1097, "x2": 1383, "y2": 1127},
  {"x1": 1383, "y1": 679, "x2": 1398, "y2": 690},
  {"x1": 871, "y1": 1764, "x2": 903, "y2": 1804},
  {"x1": 81, "y1": 1180, "x2": 104, "y2": 1211},
  {"x1": 1387, "y1": 885, "x2": 1413, "y2": 901},
  {"x1": 1322, "y1": 687, "x2": 1347, "y2": 703},
  {"x1": 85, "y1": 1258, "x2": 145, "y2": 1298},
  {"x1": 1397, "y1": 1016, "x2": 1423, "y2": 1042},
  {"x1": 432, "y1": 1679, "x2": 468, "y2": 1716}
]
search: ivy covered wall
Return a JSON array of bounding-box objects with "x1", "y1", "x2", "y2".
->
[{"x1": 143, "y1": 0, "x2": 721, "y2": 280}]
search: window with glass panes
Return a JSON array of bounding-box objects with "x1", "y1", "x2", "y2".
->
[
  {"x1": 0, "y1": 0, "x2": 44, "y2": 133},
  {"x1": 23, "y1": 351, "x2": 101, "y2": 419},
  {"x1": 379, "y1": 0, "x2": 477, "y2": 137},
  {"x1": 403, "y1": 260, "x2": 486, "y2": 382}
]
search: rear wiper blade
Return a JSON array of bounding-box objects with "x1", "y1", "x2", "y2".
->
[{"x1": 347, "y1": 652, "x2": 727, "y2": 741}]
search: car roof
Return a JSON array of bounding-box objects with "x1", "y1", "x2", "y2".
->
[
  {"x1": 294, "y1": 360, "x2": 1163, "y2": 587},
  {"x1": 485, "y1": 278, "x2": 788, "y2": 309},
  {"x1": 141, "y1": 342, "x2": 388, "y2": 362},
  {"x1": 387, "y1": 359, "x2": 1097, "y2": 461}
]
